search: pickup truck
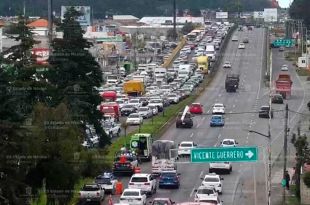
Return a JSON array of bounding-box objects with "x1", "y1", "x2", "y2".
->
[
  {"x1": 102, "y1": 121, "x2": 121, "y2": 138},
  {"x1": 79, "y1": 184, "x2": 105, "y2": 202}
]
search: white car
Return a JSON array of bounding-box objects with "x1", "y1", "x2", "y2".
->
[
  {"x1": 167, "y1": 93, "x2": 180, "y2": 104},
  {"x1": 209, "y1": 162, "x2": 232, "y2": 174},
  {"x1": 223, "y1": 61, "x2": 231, "y2": 68},
  {"x1": 196, "y1": 195, "x2": 223, "y2": 204},
  {"x1": 128, "y1": 99, "x2": 142, "y2": 109},
  {"x1": 212, "y1": 103, "x2": 225, "y2": 114},
  {"x1": 115, "y1": 99, "x2": 126, "y2": 109},
  {"x1": 232, "y1": 36, "x2": 238, "y2": 41},
  {"x1": 148, "y1": 105, "x2": 158, "y2": 115},
  {"x1": 178, "y1": 141, "x2": 198, "y2": 156},
  {"x1": 281, "y1": 64, "x2": 289, "y2": 71},
  {"x1": 128, "y1": 174, "x2": 157, "y2": 195},
  {"x1": 201, "y1": 173, "x2": 223, "y2": 194},
  {"x1": 220, "y1": 138, "x2": 238, "y2": 147},
  {"x1": 148, "y1": 99, "x2": 164, "y2": 112},
  {"x1": 119, "y1": 188, "x2": 146, "y2": 205},
  {"x1": 194, "y1": 185, "x2": 218, "y2": 202},
  {"x1": 138, "y1": 107, "x2": 153, "y2": 119},
  {"x1": 126, "y1": 113, "x2": 143, "y2": 125},
  {"x1": 238, "y1": 43, "x2": 245, "y2": 49}
]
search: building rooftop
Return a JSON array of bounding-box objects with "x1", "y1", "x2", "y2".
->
[
  {"x1": 139, "y1": 17, "x2": 204, "y2": 25},
  {"x1": 113, "y1": 15, "x2": 139, "y2": 21},
  {"x1": 27, "y1": 19, "x2": 48, "y2": 28}
]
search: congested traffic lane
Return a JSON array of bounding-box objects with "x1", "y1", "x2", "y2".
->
[{"x1": 109, "y1": 27, "x2": 269, "y2": 205}]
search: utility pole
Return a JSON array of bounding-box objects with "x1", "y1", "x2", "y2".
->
[
  {"x1": 47, "y1": 0, "x2": 53, "y2": 49},
  {"x1": 173, "y1": 0, "x2": 177, "y2": 41},
  {"x1": 282, "y1": 103, "x2": 289, "y2": 204},
  {"x1": 23, "y1": 0, "x2": 26, "y2": 17}
]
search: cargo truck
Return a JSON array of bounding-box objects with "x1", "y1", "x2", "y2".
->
[
  {"x1": 275, "y1": 73, "x2": 292, "y2": 99},
  {"x1": 225, "y1": 74, "x2": 240, "y2": 92},
  {"x1": 123, "y1": 80, "x2": 145, "y2": 96},
  {"x1": 99, "y1": 102, "x2": 120, "y2": 121},
  {"x1": 130, "y1": 133, "x2": 153, "y2": 161},
  {"x1": 196, "y1": 56, "x2": 209, "y2": 74}
]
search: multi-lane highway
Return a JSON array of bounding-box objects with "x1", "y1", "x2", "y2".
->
[{"x1": 110, "y1": 27, "x2": 306, "y2": 205}]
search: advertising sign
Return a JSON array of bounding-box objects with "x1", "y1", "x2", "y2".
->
[
  {"x1": 216, "y1": 12, "x2": 228, "y2": 19},
  {"x1": 31, "y1": 48, "x2": 50, "y2": 65},
  {"x1": 61, "y1": 6, "x2": 91, "y2": 26},
  {"x1": 254, "y1": 11, "x2": 264, "y2": 19},
  {"x1": 264, "y1": 8, "x2": 278, "y2": 22}
]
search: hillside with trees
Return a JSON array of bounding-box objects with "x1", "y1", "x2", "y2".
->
[{"x1": 0, "y1": 0, "x2": 271, "y2": 18}]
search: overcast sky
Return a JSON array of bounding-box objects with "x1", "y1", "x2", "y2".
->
[{"x1": 278, "y1": 0, "x2": 291, "y2": 8}]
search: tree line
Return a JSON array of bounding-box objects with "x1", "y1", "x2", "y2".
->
[
  {"x1": 0, "y1": 7, "x2": 110, "y2": 204},
  {"x1": 0, "y1": 0, "x2": 271, "y2": 18}
]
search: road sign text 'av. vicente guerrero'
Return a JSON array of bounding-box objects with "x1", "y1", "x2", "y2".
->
[{"x1": 190, "y1": 147, "x2": 258, "y2": 163}]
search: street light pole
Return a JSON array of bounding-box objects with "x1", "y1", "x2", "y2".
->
[{"x1": 247, "y1": 129, "x2": 271, "y2": 205}]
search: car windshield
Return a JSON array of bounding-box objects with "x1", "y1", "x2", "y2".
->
[
  {"x1": 123, "y1": 105, "x2": 133, "y2": 108},
  {"x1": 116, "y1": 100, "x2": 124, "y2": 103},
  {"x1": 129, "y1": 99, "x2": 139, "y2": 103},
  {"x1": 131, "y1": 177, "x2": 148, "y2": 183},
  {"x1": 212, "y1": 116, "x2": 222, "y2": 120},
  {"x1": 261, "y1": 107, "x2": 270, "y2": 111},
  {"x1": 129, "y1": 114, "x2": 139, "y2": 118},
  {"x1": 150, "y1": 100, "x2": 161, "y2": 103},
  {"x1": 204, "y1": 177, "x2": 219, "y2": 182},
  {"x1": 95, "y1": 177, "x2": 111, "y2": 184},
  {"x1": 139, "y1": 107, "x2": 148, "y2": 111},
  {"x1": 152, "y1": 200, "x2": 170, "y2": 205},
  {"x1": 161, "y1": 173, "x2": 177, "y2": 177},
  {"x1": 82, "y1": 185, "x2": 98, "y2": 191},
  {"x1": 180, "y1": 143, "x2": 193, "y2": 147},
  {"x1": 123, "y1": 191, "x2": 139, "y2": 196},
  {"x1": 214, "y1": 104, "x2": 223, "y2": 107},
  {"x1": 223, "y1": 140, "x2": 234, "y2": 145},
  {"x1": 197, "y1": 188, "x2": 215, "y2": 194}
]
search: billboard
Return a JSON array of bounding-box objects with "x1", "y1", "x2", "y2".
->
[
  {"x1": 264, "y1": 8, "x2": 278, "y2": 22},
  {"x1": 32, "y1": 48, "x2": 50, "y2": 65},
  {"x1": 254, "y1": 11, "x2": 264, "y2": 19},
  {"x1": 61, "y1": 6, "x2": 91, "y2": 26},
  {"x1": 216, "y1": 12, "x2": 228, "y2": 19}
]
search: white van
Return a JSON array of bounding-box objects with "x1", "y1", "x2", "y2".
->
[{"x1": 178, "y1": 64, "x2": 193, "y2": 80}]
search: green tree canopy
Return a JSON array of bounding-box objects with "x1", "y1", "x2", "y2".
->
[{"x1": 290, "y1": 0, "x2": 310, "y2": 28}]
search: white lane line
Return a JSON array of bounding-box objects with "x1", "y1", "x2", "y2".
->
[
  {"x1": 231, "y1": 173, "x2": 242, "y2": 203},
  {"x1": 253, "y1": 165, "x2": 257, "y2": 205},
  {"x1": 190, "y1": 187, "x2": 195, "y2": 197},
  {"x1": 199, "y1": 170, "x2": 204, "y2": 177},
  {"x1": 233, "y1": 104, "x2": 236, "y2": 108},
  {"x1": 214, "y1": 134, "x2": 221, "y2": 147},
  {"x1": 190, "y1": 133, "x2": 194, "y2": 138}
]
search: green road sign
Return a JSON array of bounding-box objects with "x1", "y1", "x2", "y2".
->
[
  {"x1": 190, "y1": 147, "x2": 258, "y2": 163},
  {"x1": 272, "y1": 39, "x2": 295, "y2": 47}
]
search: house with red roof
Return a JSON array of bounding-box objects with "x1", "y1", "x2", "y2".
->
[{"x1": 27, "y1": 19, "x2": 52, "y2": 36}]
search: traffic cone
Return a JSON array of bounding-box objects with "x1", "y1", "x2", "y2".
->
[
  {"x1": 115, "y1": 181, "x2": 123, "y2": 195},
  {"x1": 134, "y1": 167, "x2": 141, "y2": 173}
]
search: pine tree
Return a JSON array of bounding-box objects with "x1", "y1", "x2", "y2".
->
[{"x1": 48, "y1": 7, "x2": 109, "y2": 147}]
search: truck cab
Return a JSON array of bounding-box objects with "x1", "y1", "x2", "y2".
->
[{"x1": 130, "y1": 133, "x2": 153, "y2": 161}]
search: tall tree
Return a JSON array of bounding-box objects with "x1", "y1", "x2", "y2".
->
[
  {"x1": 290, "y1": 0, "x2": 310, "y2": 28},
  {"x1": 47, "y1": 7, "x2": 109, "y2": 147},
  {"x1": 291, "y1": 132, "x2": 310, "y2": 198}
]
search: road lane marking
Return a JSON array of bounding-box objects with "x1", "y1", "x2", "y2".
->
[
  {"x1": 233, "y1": 104, "x2": 236, "y2": 108},
  {"x1": 199, "y1": 170, "x2": 204, "y2": 177},
  {"x1": 190, "y1": 187, "x2": 195, "y2": 197},
  {"x1": 254, "y1": 165, "x2": 257, "y2": 205},
  {"x1": 190, "y1": 133, "x2": 194, "y2": 138}
]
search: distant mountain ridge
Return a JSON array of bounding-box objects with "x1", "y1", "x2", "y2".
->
[{"x1": 0, "y1": 0, "x2": 271, "y2": 18}]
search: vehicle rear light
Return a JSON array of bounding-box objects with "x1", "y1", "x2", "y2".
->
[
  {"x1": 144, "y1": 183, "x2": 150, "y2": 185},
  {"x1": 129, "y1": 183, "x2": 134, "y2": 185},
  {"x1": 96, "y1": 192, "x2": 100, "y2": 196}
]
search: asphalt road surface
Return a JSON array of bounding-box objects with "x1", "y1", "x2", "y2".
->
[{"x1": 108, "y1": 28, "x2": 306, "y2": 205}]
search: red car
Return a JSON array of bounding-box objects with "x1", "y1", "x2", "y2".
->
[
  {"x1": 151, "y1": 198, "x2": 175, "y2": 205},
  {"x1": 189, "y1": 103, "x2": 203, "y2": 114}
]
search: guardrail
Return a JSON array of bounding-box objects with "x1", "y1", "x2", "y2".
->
[{"x1": 162, "y1": 37, "x2": 187, "y2": 68}]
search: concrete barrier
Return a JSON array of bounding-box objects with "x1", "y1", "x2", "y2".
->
[{"x1": 162, "y1": 37, "x2": 187, "y2": 68}]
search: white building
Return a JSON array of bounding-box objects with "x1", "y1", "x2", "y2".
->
[{"x1": 139, "y1": 17, "x2": 204, "y2": 26}]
